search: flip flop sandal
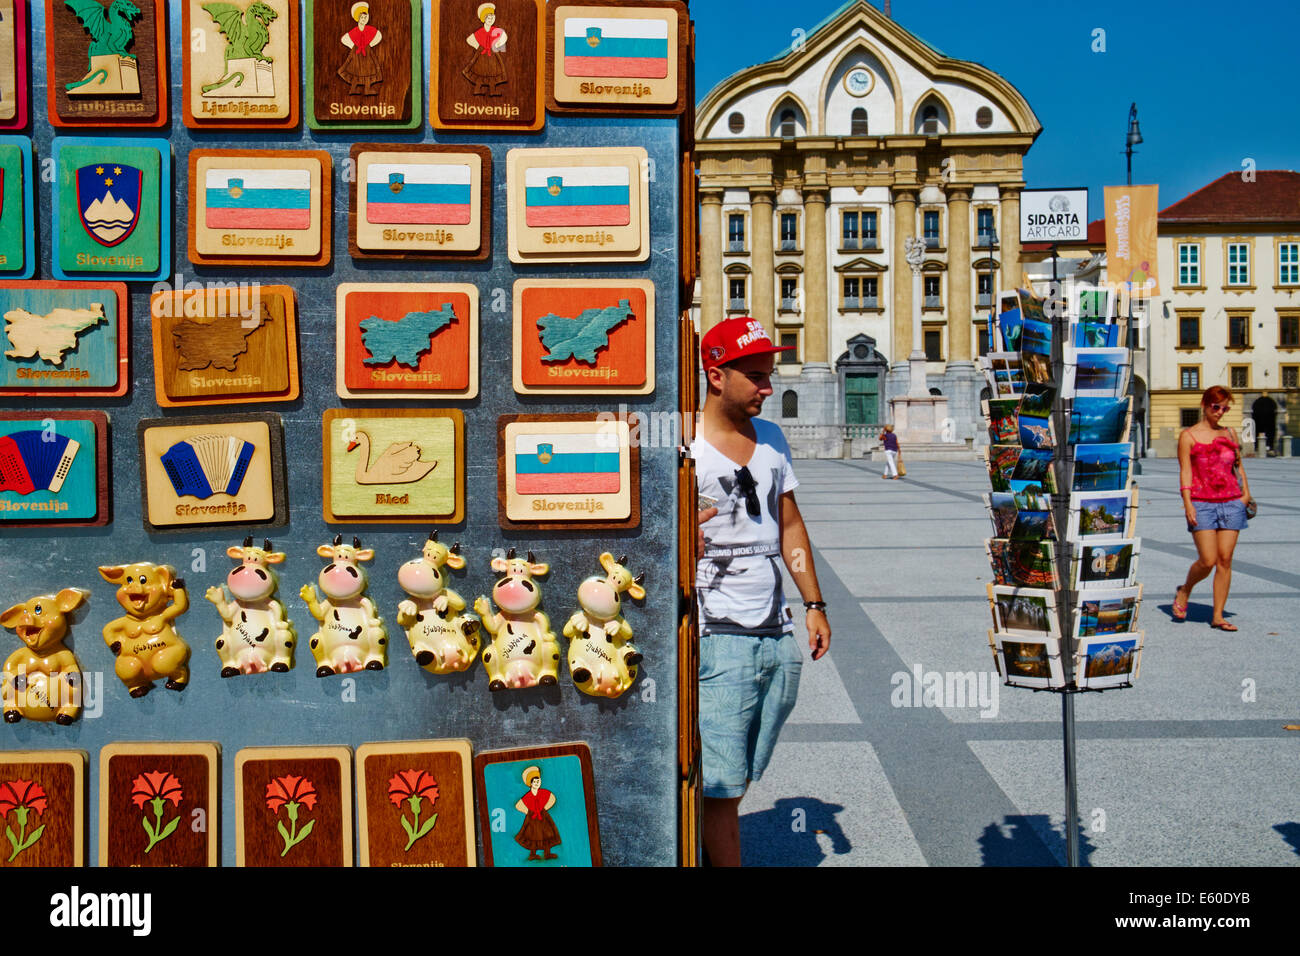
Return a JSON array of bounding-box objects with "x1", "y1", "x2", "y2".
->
[
  {"x1": 1210, "y1": 621, "x2": 1239, "y2": 631},
  {"x1": 1172, "y1": 589, "x2": 1189, "y2": 621}
]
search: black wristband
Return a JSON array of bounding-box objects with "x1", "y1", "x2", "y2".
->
[{"x1": 803, "y1": 601, "x2": 827, "y2": 612}]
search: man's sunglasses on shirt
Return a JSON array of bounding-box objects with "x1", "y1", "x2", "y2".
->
[{"x1": 734, "y1": 466, "x2": 760, "y2": 518}]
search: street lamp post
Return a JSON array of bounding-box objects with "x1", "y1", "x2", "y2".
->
[{"x1": 1124, "y1": 103, "x2": 1145, "y2": 472}]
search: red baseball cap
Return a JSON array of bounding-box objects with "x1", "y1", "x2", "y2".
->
[{"x1": 700, "y1": 316, "x2": 792, "y2": 371}]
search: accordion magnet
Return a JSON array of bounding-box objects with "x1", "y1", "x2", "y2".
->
[
  {"x1": 137, "y1": 413, "x2": 287, "y2": 532},
  {"x1": 0, "y1": 411, "x2": 110, "y2": 528}
]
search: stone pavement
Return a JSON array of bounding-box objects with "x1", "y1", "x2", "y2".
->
[{"x1": 735, "y1": 457, "x2": 1300, "y2": 866}]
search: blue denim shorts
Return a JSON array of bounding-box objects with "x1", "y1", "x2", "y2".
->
[
  {"x1": 1189, "y1": 498, "x2": 1249, "y2": 532},
  {"x1": 698, "y1": 631, "x2": 803, "y2": 799}
]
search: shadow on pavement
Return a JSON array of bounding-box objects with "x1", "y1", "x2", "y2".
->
[
  {"x1": 979, "y1": 814, "x2": 1096, "y2": 866},
  {"x1": 740, "y1": 797, "x2": 850, "y2": 866},
  {"x1": 1273, "y1": 822, "x2": 1300, "y2": 856}
]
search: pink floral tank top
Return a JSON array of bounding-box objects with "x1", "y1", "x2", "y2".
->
[{"x1": 1188, "y1": 435, "x2": 1242, "y2": 502}]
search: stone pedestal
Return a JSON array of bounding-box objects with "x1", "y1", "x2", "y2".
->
[{"x1": 890, "y1": 394, "x2": 949, "y2": 446}]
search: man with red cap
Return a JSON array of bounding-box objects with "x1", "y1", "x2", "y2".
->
[{"x1": 692, "y1": 316, "x2": 831, "y2": 866}]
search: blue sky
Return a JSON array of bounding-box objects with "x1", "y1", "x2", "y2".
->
[{"x1": 692, "y1": 0, "x2": 1300, "y2": 213}]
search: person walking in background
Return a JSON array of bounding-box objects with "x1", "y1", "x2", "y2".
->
[
  {"x1": 693, "y1": 316, "x2": 832, "y2": 866},
  {"x1": 1174, "y1": 385, "x2": 1254, "y2": 630},
  {"x1": 880, "y1": 424, "x2": 901, "y2": 479}
]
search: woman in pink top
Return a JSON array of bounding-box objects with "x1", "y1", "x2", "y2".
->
[{"x1": 1174, "y1": 386, "x2": 1254, "y2": 629}]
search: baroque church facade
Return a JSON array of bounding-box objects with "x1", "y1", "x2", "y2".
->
[{"x1": 693, "y1": 0, "x2": 1040, "y2": 454}]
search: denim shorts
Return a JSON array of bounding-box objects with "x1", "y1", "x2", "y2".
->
[
  {"x1": 698, "y1": 631, "x2": 803, "y2": 799},
  {"x1": 1189, "y1": 498, "x2": 1249, "y2": 532}
]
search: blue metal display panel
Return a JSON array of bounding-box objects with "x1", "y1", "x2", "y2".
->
[{"x1": 0, "y1": 2, "x2": 681, "y2": 866}]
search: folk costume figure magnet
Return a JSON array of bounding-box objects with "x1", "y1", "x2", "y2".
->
[
  {"x1": 563, "y1": 552, "x2": 644, "y2": 698},
  {"x1": 308, "y1": 0, "x2": 420, "y2": 129},
  {"x1": 472, "y1": 548, "x2": 561, "y2": 691},
  {"x1": 2, "y1": 589, "x2": 89, "y2": 724},
  {"x1": 98, "y1": 563, "x2": 192, "y2": 699},
  {"x1": 431, "y1": 0, "x2": 543, "y2": 131},
  {"x1": 206, "y1": 537, "x2": 296, "y2": 677},
  {"x1": 300, "y1": 534, "x2": 388, "y2": 677},
  {"x1": 396, "y1": 531, "x2": 482, "y2": 675}
]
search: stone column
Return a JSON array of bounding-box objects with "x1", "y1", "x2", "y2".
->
[
  {"x1": 803, "y1": 187, "x2": 829, "y2": 363},
  {"x1": 750, "y1": 188, "x2": 775, "y2": 334},
  {"x1": 999, "y1": 185, "x2": 1022, "y2": 291},
  {"x1": 946, "y1": 186, "x2": 973, "y2": 364},
  {"x1": 890, "y1": 188, "x2": 917, "y2": 368},
  {"x1": 699, "y1": 189, "x2": 724, "y2": 332}
]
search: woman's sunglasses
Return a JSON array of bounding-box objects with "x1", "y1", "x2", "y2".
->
[
  {"x1": 1209, "y1": 403, "x2": 1232, "y2": 413},
  {"x1": 733, "y1": 466, "x2": 760, "y2": 518}
]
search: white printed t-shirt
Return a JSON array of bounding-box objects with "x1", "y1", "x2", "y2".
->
[{"x1": 692, "y1": 418, "x2": 799, "y2": 635}]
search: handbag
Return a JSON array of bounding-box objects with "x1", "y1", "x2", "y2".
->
[
  {"x1": 1245, "y1": 498, "x2": 1258, "y2": 519},
  {"x1": 897, "y1": 457, "x2": 907, "y2": 477}
]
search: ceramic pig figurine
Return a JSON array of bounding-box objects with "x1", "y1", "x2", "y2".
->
[
  {"x1": 1, "y1": 588, "x2": 89, "y2": 724},
  {"x1": 396, "y1": 530, "x2": 481, "y2": 675},
  {"x1": 564, "y1": 553, "x2": 645, "y2": 698},
  {"x1": 206, "y1": 537, "x2": 296, "y2": 677},
  {"x1": 473, "y1": 549, "x2": 560, "y2": 691},
  {"x1": 98, "y1": 563, "x2": 192, "y2": 698},
  {"x1": 300, "y1": 535, "x2": 387, "y2": 677}
]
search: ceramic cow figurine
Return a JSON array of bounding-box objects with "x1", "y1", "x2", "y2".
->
[
  {"x1": 473, "y1": 549, "x2": 560, "y2": 691},
  {"x1": 1, "y1": 588, "x2": 89, "y2": 724},
  {"x1": 564, "y1": 553, "x2": 645, "y2": 698},
  {"x1": 396, "y1": 530, "x2": 481, "y2": 675},
  {"x1": 206, "y1": 537, "x2": 296, "y2": 677},
  {"x1": 98, "y1": 563, "x2": 192, "y2": 698},
  {"x1": 300, "y1": 535, "x2": 387, "y2": 677}
]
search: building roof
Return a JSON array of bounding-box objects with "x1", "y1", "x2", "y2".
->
[
  {"x1": 1158, "y1": 170, "x2": 1300, "y2": 224},
  {"x1": 758, "y1": 0, "x2": 947, "y2": 67}
]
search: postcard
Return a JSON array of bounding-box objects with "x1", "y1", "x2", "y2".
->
[
  {"x1": 1073, "y1": 537, "x2": 1140, "y2": 589},
  {"x1": 1067, "y1": 488, "x2": 1137, "y2": 540},
  {"x1": 1075, "y1": 632, "x2": 1144, "y2": 689},
  {"x1": 989, "y1": 583, "x2": 1060, "y2": 638},
  {"x1": 996, "y1": 306, "x2": 1022, "y2": 352},
  {"x1": 1071, "y1": 319, "x2": 1121, "y2": 349},
  {"x1": 1071, "y1": 284, "x2": 1114, "y2": 321},
  {"x1": 1072, "y1": 442, "x2": 1132, "y2": 492},
  {"x1": 986, "y1": 539, "x2": 1059, "y2": 589},
  {"x1": 985, "y1": 493, "x2": 1018, "y2": 538},
  {"x1": 1011, "y1": 447, "x2": 1057, "y2": 493},
  {"x1": 994, "y1": 632, "x2": 1065, "y2": 689},
  {"x1": 1069, "y1": 396, "x2": 1131, "y2": 445},
  {"x1": 987, "y1": 352, "x2": 1024, "y2": 397},
  {"x1": 984, "y1": 397, "x2": 1021, "y2": 445},
  {"x1": 1063, "y1": 346, "x2": 1130, "y2": 398},
  {"x1": 1073, "y1": 585, "x2": 1142, "y2": 640},
  {"x1": 1010, "y1": 507, "x2": 1056, "y2": 542}
]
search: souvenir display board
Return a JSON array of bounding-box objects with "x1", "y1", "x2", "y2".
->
[{"x1": 0, "y1": 1, "x2": 694, "y2": 868}]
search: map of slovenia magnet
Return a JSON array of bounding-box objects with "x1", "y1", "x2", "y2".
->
[
  {"x1": 52, "y1": 138, "x2": 170, "y2": 281},
  {"x1": 512, "y1": 279, "x2": 654, "y2": 396},
  {"x1": 335, "y1": 282, "x2": 478, "y2": 399},
  {"x1": 0, "y1": 138, "x2": 35, "y2": 277},
  {"x1": 0, "y1": 281, "x2": 129, "y2": 396}
]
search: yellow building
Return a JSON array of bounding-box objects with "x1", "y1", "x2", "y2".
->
[
  {"x1": 1149, "y1": 171, "x2": 1300, "y2": 456},
  {"x1": 693, "y1": 0, "x2": 1040, "y2": 454}
]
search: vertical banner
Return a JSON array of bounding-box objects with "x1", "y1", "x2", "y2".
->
[{"x1": 1104, "y1": 185, "x2": 1159, "y2": 296}]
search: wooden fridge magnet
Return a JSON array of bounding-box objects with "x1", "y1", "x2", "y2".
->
[
  {"x1": 506, "y1": 146, "x2": 649, "y2": 263},
  {"x1": 188, "y1": 148, "x2": 332, "y2": 268},
  {"x1": 499, "y1": 414, "x2": 637, "y2": 530},
  {"x1": 0, "y1": 1, "x2": 30, "y2": 131},
  {"x1": 45, "y1": 0, "x2": 168, "y2": 127},
  {"x1": 0, "y1": 410, "x2": 110, "y2": 528},
  {"x1": 0, "y1": 138, "x2": 34, "y2": 276},
  {"x1": 355, "y1": 739, "x2": 475, "y2": 867},
  {"x1": 546, "y1": 0, "x2": 688, "y2": 115},
  {"x1": 235, "y1": 745, "x2": 353, "y2": 867},
  {"x1": 431, "y1": 0, "x2": 544, "y2": 132},
  {"x1": 98, "y1": 742, "x2": 220, "y2": 867},
  {"x1": 0, "y1": 751, "x2": 86, "y2": 867},
  {"x1": 349, "y1": 144, "x2": 491, "y2": 260},
  {"x1": 513, "y1": 278, "x2": 654, "y2": 395},
  {"x1": 51, "y1": 137, "x2": 170, "y2": 281},
  {"x1": 473, "y1": 741, "x2": 600, "y2": 867},
  {"x1": 2, "y1": 587, "x2": 89, "y2": 725},
  {"x1": 137, "y1": 412, "x2": 288, "y2": 532},
  {"x1": 1, "y1": 281, "x2": 129, "y2": 397},
  {"x1": 150, "y1": 283, "x2": 300, "y2": 407},
  {"x1": 335, "y1": 282, "x2": 478, "y2": 399},
  {"x1": 308, "y1": 0, "x2": 422, "y2": 130},
  {"x1": 182, "y1": 0, "x2": 300, "y2": 130},
  {"x1": 323, "y1": 408, "x2": 465, "y2": 524}
]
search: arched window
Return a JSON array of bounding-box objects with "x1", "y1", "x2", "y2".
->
[
  {"x1": 922, "y1": 105, "x2": 939, "y2": 135},
  {"x1": 850, "y1": 108, "x2": 868, "y2": 136},
  {"x1": 728, "y1": 111, "x2": 745, "y2": 133},
  {"x1": 782, "y1": 390, "x2": 799, "y2": 419},
  {"x1": 780, "y1": 109, "x2": 796, "y2": 137}
]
